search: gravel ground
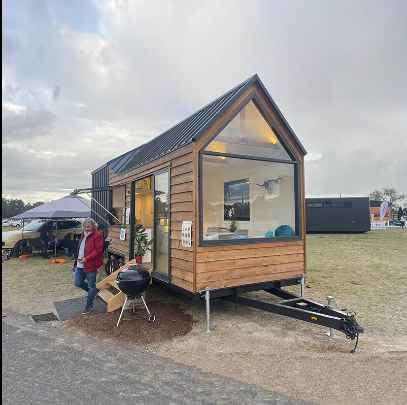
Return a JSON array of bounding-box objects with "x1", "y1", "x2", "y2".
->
[
  {"x1": 4, "y1": 311, "x2": 310, "y2": 405},
  {"x1": 155, "y1": 298, "x2": 407, "y2": 405},
  {"x1": 151, "y1": 231, "x2": 407, "y2": 404}
]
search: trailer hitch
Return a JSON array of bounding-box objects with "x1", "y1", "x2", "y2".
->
[
  {"x1": 225, "y1": 287, "x2": 364, "y2": 353},
  {"x1": 342, "y1": 313, "x2": 364, "y2": 353}
]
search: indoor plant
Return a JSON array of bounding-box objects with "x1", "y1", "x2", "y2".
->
[{"x1": 134, "y1": 224, "x2": 152, "y2": 264}]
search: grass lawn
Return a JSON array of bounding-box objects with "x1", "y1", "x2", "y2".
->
[
  {"x1": 2, "y1": 230, "x2": 406, "y2": 337},
  {"x1": 305, "y1": 230, "x2": 407, "y2": 335},
  {"x1": 2, "y1": 256, "x2": 84, "y2": 314}
]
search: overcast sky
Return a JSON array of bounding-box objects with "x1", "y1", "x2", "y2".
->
[{"x1": 3, "y1": 0, "x2": 406, "y2": 203}]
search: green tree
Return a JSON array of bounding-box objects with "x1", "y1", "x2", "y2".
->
[
  {"x1": 369, "y1": 190, "x2": 384, "y2": 201},
  {"x1": 2, "y1": 198, "x2": 44, "y2": 218},
  {"x1": 369, "y1": 188, "x2": 405, "y2": 207}
]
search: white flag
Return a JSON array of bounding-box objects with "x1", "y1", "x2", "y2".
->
[{"x1": 379, "y1": 201, "x2": 389, "y2": 220}]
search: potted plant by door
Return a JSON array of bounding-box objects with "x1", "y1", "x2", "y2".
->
[{"x1": 134, "y1": 224, "x2": 152, "y2": 264}]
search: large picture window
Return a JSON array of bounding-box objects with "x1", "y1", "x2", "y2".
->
[
  {"x1": 200, "y1": 99, "x2": 299, "y2": 243},
  {"x1": 205, "y1": 100, "x2": 292, "y2": 161}
]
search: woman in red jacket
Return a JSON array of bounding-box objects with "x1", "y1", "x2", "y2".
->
[{"x1": 73, "y1": 218, "x2": 104, "y2": 314}]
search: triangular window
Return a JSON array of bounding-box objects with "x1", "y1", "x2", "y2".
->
[{"x1": 205, "y1": 100, "x2": 293, "y2": 161}]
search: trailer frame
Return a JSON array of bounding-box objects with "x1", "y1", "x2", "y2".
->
[{"x1": 202, "y1": 282, "x2": 364, "y2": 353}]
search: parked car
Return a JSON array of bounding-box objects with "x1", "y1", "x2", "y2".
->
[
  {"x1": 2, "y1": 219, "x2": 83, "y2": 257},
  {"x1": 2, "y1": 218, "x2": 24, "y2": 229}
]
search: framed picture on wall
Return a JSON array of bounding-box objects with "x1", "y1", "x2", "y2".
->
[{"x1": 224, "y1": 179, "x2": 250, "y2": 221}]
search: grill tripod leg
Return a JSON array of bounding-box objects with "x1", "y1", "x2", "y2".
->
[
  {"x1": 116, "y1": 296, "x2": 128, "y2": 327},
  {"x1": 140, "y1": 295, "x2": 151, "y2": 317},
  {"x1": 141, "y1": 295, "x2": 155, "y2": 321}
]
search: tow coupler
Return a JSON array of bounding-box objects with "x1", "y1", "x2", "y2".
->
[{"x1": 225, "y1": 286, "x2": 364, "y2": 353}]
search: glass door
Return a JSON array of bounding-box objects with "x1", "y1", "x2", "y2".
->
[
  {"x1": 154, "y1": 170, "x2": 170, "y2": 278},
  {"x1": 134, "y1": 176, "x2": 153, "y2": 263}
]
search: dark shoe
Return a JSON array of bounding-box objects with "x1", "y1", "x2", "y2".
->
[{"x1": 81, "y1": 305, "x2": 93, "y2": 315}]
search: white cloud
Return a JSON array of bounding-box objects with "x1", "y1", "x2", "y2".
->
[
  {"x1": 2, "y1": 0, "x2": 407, "y2": 204},
  {"x1": 305, "y1": 153, "x2": 323, "y2": 163},
  {"x1": 2, "y1": 101, "x2": 27, "y2": 115}
]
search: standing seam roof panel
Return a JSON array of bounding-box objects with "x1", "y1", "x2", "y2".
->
[{"x1": 107, "y1": 74, "x2": 306, "y2": 175}]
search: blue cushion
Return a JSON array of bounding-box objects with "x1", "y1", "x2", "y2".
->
[
  {"x1": 265, "y1": 230, "x2": 274, "y2": 238},
  {"x1": 274, "y1": 225, "x2": 294, "y2": 237}
]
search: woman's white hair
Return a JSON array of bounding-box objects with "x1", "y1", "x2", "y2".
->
[{"x1": 82, "y1": 218, "x2": 98, "y2": 231}]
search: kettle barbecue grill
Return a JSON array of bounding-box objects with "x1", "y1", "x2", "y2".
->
[{"x1": 116, "y1": 265, "x2": 156, "y2": 327}]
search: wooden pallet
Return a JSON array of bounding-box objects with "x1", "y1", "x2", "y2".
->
[
  {"x1": 96, "y1": 259, "x2": 153, "y2": 313},
  {"x1": 96, "y1": 259, "x2": 137, "y2": 312}
]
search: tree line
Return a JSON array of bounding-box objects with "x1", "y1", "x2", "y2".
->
[
  {"x1": 2, "y1": 198, "x2": 44, "y2": 219},
  {"x1": 369, "y1": 188, "x2": 405, "y2": 207}
]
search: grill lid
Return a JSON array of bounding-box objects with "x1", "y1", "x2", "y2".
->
[{"x1": 117, "y1": 265, "x2": 151, "y2": 282}]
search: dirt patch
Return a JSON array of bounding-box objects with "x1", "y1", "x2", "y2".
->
[
  {"x1": 155, "y1": 299, "x2": 407, "y2": 405},
  {"x1": 64, "y1": 300, "x2": 193, "y2": 345}
]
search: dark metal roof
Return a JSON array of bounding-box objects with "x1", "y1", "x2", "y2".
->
[{"x1": 101, "y1": 74, "x2": 306, "y2": 175}]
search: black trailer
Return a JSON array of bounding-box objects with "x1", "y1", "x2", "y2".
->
[{"x1": 306, "y1": 197, "x2": 370, "y2": 233}]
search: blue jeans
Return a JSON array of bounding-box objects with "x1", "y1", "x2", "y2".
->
[{"x1": 74, "y1": 267, "x2": 97, "y2": 307}]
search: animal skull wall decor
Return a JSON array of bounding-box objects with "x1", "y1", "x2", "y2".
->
[{"x1": 256, "y1": 177, "x2": 282, "y2": 199}]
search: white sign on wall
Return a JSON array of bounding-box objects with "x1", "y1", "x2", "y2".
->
[
  {"x1": 181, "y1": 221, "x2": 192, "y2": 248},
  {"x1": 125, "y1": 207, "x2": 131, "y2": 224},
  {"x1": 119, "y1": 227, "x2": 126, "y2": 241}
]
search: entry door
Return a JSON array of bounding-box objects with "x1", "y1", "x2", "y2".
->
[
  {"x1": 134, "y1": 176, "x2": 153, "y2": 263},
  {"x1": 154, "y1": 171, "x2": 170, "y2": 278}
]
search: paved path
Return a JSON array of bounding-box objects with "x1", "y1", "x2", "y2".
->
[{"x1": 2, "y1": 312, "x2": 312, "y2": 405}]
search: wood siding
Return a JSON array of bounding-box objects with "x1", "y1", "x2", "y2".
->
[
  {"x1": 108, "y1": 147, "x2": 195, "y2": 292},
  {"x1": 109, "y1": 225, "x2": 129, "y2": 257},
  {"x1": 195, "y1": 241, "x2": 305, "y2": 291},
  {"x1": 169, "y1": 153, "x2": 194, "y2": 292}
]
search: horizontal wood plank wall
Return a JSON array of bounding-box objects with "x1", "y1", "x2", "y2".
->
[
  {"x1": 195, "y1": 241, "x2": 305, "y2": 291},
  {"x1": 108, "y1": 147, "x2": 195, "y2": 293},
  {"x1": 109, "y1": 225, "x2": 129, "y2": 257},
  {"x1": 170, "y1": 153, "x2": 194, "y2": 292}
]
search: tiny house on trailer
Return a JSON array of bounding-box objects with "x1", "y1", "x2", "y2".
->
[
  {"x1": 91, "y1": 75, "x2": 364, "y2": 348},
  {"x1": 92, "y1": 74, "x2": 307, "y2": 296}
]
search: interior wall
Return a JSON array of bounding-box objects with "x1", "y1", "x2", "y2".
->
[
  {"x1": 202, "y1": 156, "x2": 295, "y2": 238},
  {"x1": 135, "y1": 191, "x2": 153, "y2": 228}
]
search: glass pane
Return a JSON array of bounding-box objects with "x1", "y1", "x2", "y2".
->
[
  {"x1": 205, "y1": 100, "x2": 292, "y2": 160},
  {"x1": 202, "y1": 155, "x2": 296, "y2": 241},
  {"x1": 154, "y1": 171, "x2": 169, "y2": 276},
  {"x1": 134, "y1": 177, "x2": 153, "y2": 263},
  {"x1": 135, "y1": 177, "x2": 153, "y2": 228},
  {"x1": 155, "y1": 172, "x2": 169, "y2": 218}
]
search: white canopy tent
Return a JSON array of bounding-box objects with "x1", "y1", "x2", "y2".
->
[
  {"x1": 13, "y1": 195, "x2": 91, "y2": 220},
  {"x1": 12, "y1": 195, "x2": 91, "y2": 257}
]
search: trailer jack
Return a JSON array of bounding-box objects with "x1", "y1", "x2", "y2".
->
[{"x1": 225, "y1": 286, "x2": 364, "y2": 353}]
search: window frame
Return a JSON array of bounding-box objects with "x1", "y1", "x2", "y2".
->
[
  {"x1": 198, "y1": 98, "x2": 302, "y2": 246},
  {"x1": 111, "y1": 185, "x2": 126, "y2": 225}
]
